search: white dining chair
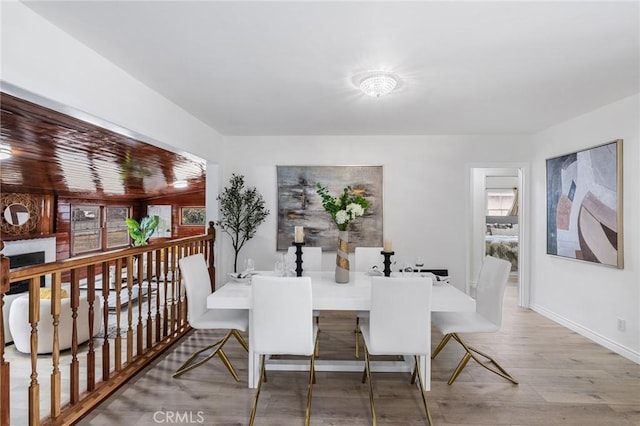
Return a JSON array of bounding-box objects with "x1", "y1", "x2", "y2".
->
[
  {"x1": 249, "y1": 275, "x2": 319, "y2": 426},
  {"x1": 431, "y1": 255, "x2": 518, "y2": 385},
  {"x1": 353, "y1": 246, "x2": 383, "y2": 358},
  {"x1": 360, "y1": 276, "x2": 433, "y2": 426},
  {"x1": 354, "y1": 246, "x2": 384, "y2": 272},
  {"x1": 173, "y1": 254, "x2": 249, "y2": 380}
]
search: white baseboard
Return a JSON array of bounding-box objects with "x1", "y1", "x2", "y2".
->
[{"x1": 530, "y1": 303, "x2": 640, "y2": 364}]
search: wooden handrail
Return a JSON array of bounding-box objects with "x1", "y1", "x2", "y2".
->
[
  {"x1": 7, "y1": 227, "x2": 216, "y2": 286},
  {"x1": 0, "y1": 222, "x2": 217, "y2": 425}
]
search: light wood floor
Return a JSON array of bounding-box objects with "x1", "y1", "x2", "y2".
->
[{"x1": 77, "y1": 283, "x2": 640, "y2": 425}]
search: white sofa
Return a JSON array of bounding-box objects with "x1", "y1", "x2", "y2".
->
[
  {"x1": 9, "y1": 290, "x2": 103, "y2": 354},
  {"x1": 2, "y1": 292, "x2": 24, "y2": 344}
]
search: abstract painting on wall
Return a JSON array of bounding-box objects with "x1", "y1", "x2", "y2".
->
[
  {"x1": 546, "y1": 140, "x2": 623, "y2": 268},
  {"x1": 276, "y1": 165, "x2": 383, "y2": 251}
]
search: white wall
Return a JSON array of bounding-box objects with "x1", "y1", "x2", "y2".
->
[
  {"x1": 217, "y1": 135, "x2": 531, "y2": 291},
  {"x1": 531, "y1": 94, "x2": 640, "y2": 362},
  {"x1": 0, "y1": 2, "x2": 223, "y2": 162}
]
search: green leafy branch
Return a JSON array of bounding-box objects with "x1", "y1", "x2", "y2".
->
[{"x1": 316, "y1": 183, "x2": 370, "y2": 231}]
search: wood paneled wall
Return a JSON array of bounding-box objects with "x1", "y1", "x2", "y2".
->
[
  {"x1": 3, "y1": 190, "x2": 205, "y2": 262},
  {"x1": 0, "y1": 193, "x2": 54, "y2": 238},
  {"x1": 144, "y1": 191, "x2": 206, "y2": 240},
  {"x1": 55, "y1": 201, "x2": 71, "y2": 260}
]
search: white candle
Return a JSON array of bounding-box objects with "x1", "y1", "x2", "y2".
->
[
  {"x1": 383, "y1": 239, "x2": 392, "y2": 252},
  {"x1": 294, "y1": 226, "x2": 304, "y2": 243}
]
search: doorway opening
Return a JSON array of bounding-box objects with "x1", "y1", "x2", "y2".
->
[{"x1": 468, "y1": 165, "x2": 528, "y2": 308}]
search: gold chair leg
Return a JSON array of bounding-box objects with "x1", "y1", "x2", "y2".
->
[
  {"x1": 232, "y1": 329, "x2": 249, "y2": 351},
  {"x1": 361, "y1": 349, "x2": 368, "y2": 384},
  {"x1": 364, "y1": 351, "x2": 431, "y2": 425},
  {"x1": 251, "y1": 341, "x2": 318, "y2": 426},
  {"x1": 312, "y1": 336, "x2": 319, "y2": 385},
  {"x1": 448, "y1": 333, "x2": 518, "y2": 385},
  {"x1": 354, "y1": 317, "x2": 361, "y2": 359},
  {"x1": 364, "y1": 346, "x2": 377, "y2": 426},
  {"x1": 431, "y1": 333, "x2": 453, "y2": 359},
  {"x1": 217, "y1": 348, "x2": 240, "y2": 382},
  {"x1": 448, "y1": 352, "x2": 471, "y2": 385},
  {"x1": 172, "y1": 335, "x2": 225, "y2": 378},
  {"x1": 413, "y1": 356, "x2": 433, "y2": 426},
  {"x1": 249, "y1": 354, "x2": 266, "y2": 426},
  {"x1": 467, "y1": 343, "x2": 517, "y2": 382},
  {"x1": 173, "y1": 331, "x2": 239, "y2": 380},
  {"x1": 306, "y1": 335, "x2": 319, "y2": 426},
  {"x1": 314, "y1": 315, "x2": 321, "y2": 357}
]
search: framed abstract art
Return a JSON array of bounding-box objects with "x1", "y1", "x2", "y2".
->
[
  {"x1": 276, "y1": 165, "x2": 383, "y2": 251},
  {"x1": 546, "y1": 140, "x2": 623, "y2": 268}
]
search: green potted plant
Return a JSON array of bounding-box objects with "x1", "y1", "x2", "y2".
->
[
  {"x1": 125, "y1": 215, "x2": 160, "y2": 246},
  {"x1": 217, "y1": 174, "x2": 270, "y2": 272}
]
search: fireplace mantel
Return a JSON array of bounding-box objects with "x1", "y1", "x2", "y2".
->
[
  {"x1": 2, "y1": 235, "x2": 57, "y2": 288},
  {"x1": 1, "y1": 233, "x2": 65, "y2": 243},
  {"x1": 1, "y1": 235, "x2": 57, "y2": 263}
]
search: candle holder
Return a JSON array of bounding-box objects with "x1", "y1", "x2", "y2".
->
[
  {"x1": 381, "y1": 250, "x2": 394, "y2": 277},
  {"x1": 292, "y1": 242, "x2": 305, "y2": 277}
]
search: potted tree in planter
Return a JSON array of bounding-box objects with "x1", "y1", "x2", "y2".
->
[{"x1": 217, "y1": 174, "x2": 270, "y2": 272}]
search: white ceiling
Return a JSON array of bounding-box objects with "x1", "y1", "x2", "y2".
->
[{"x1": 23, "y1": 1, "x2": 640, "y2": 136}]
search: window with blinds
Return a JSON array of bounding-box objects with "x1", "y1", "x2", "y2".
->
[
  {"x1": 486, "y1": 189, "x2": 516, "y2": 216},
  {"x1": 71, "y1": 205, "x2": 131, "y2": 255}
]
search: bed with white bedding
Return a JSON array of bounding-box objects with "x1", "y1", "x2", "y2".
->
[{"x1": 485, "y1": 216, "x2": 519, "y2": 272}]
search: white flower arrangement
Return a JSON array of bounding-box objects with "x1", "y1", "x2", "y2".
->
[{"x1": 316, "y1": 184, "x2": 370, "y2": 231}]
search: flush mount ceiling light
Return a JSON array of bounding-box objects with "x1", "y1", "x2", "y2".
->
[
  {"x1": 359, "y1": 72, "x2": 399, "y2": 97},
  {"x1": 173, "y1": 180, "x2": 188, "y2": 189},
  {"x1": 0, "y1": 143, "x2": 12, "y2": 160}
]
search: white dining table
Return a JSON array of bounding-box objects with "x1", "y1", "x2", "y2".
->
[{"x1": 207, "y1": 271, "x2": 475, "y2": 389}]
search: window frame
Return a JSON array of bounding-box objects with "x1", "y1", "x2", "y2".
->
[
  {"x1": 485, "y1": 188, "x2": 516, "y2": 217},
  {"x1": 105, "y1": 206, "x2": 131, "y2": 249},
  {"x1": 71, "y1": 204, "x2": 132, "y2": 256},
  {"x1": 71, "y1": 205, "x2": 103, "y2": 256}
]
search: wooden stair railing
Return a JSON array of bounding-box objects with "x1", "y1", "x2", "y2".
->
[{"x1": 0, "y1": 223, "x2": 216, "y2": 425}]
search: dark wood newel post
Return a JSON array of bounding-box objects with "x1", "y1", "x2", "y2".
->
[
  {"x1": 207, "y1": 222, "x2": 216, "y2": 291},
  {"x1": 0, "y1": 240, "x2": 10, "y2": 426}
]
